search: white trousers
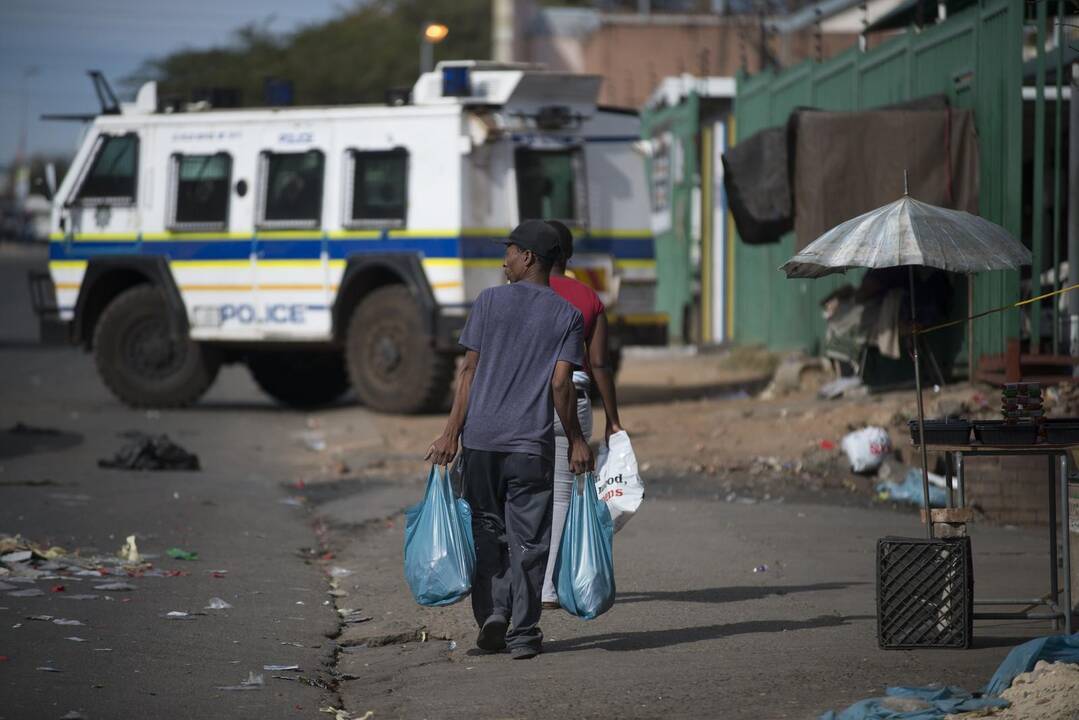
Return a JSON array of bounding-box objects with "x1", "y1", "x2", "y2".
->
[{"x1": 542, "y1": 389, "x2": 593, "y2": 603}]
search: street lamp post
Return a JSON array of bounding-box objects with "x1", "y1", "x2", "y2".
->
[{"x1": 420, "y1": 22, "x2": 449, "y2": 73}]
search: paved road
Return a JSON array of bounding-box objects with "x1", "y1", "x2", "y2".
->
[
  {"x1": 0, "y1": 248, "x2": 343, "y2": 719},
  {"x1": 1, "y1": 246, "x2": 1067, "y2": 719},
  {"x1": 313, "y1": 460, "x2": 1059, "y2": 719}
]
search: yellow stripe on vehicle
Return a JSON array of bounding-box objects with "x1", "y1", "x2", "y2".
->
[
  {"x1": 48, "y1": 260, "x2": 88, "y2": 270},
  {"x1": 143, "y1": 232, "x2": 251, "y2": 241},
  {"x1": 423, "y1": 258, "x2": 464, "y2": 268},
  {"x1": 328, "y1": 230, "x2": 381, "y2": 240},
  {"x1": 170, "y1": 260, "x2": 251, "y2": 269},
  {"x1": 255, "y1": 260, "x2": 324, "y2": 268},
  {"x1": 254, "y1": 230, "x2": 323, "y2": 240},
  {"x1": 180, "y1": 283, "x2": 331, "y2": 292}
]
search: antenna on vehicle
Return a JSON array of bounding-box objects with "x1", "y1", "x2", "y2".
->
[{"x1": 89, "y1": 70, "x2": 121, "y2": 115}]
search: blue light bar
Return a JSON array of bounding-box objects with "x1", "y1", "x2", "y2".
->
[{"x1": 441, "y1": 66, "x2": 471, "y2": 98}]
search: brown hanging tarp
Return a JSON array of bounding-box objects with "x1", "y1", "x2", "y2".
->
[{"x1": 791, "y1": 106, "x2": 980, "y2": 251}]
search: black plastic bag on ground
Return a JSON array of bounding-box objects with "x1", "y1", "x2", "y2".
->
[{"x1": 98, "y1": 432, "x2": 200, "y2": 471}]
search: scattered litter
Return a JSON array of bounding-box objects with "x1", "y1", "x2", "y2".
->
[
  {"x1": 752, "y1": 564, "x2": 769, "y2": 574},
  {"x1": 210, "y1": 570, "x2": 228, "y2": 578},
  {"x1": 53, "y1": 618, "x2": 83, "y2": 626},
  {"x1": 300, "y1": 432, "x2": 327, "y2": 452},
  {"x1": 818, "y1": 376, "x2": 864, "y2": 399},
  {"x1": 876, "y1": 469, "x2": 949, "y2": 508},
  {"x1": 264, "y1": 664, "x2": 300, "y2": 671},
  {"x1": 9, "y1": 588, "x2": 44, "y2": 598},
  {"x1": 280, "y1": 642, "x2": 304, "y2": 647},
  {"x1": 338, "y1": 610, "x2": 372, "y2": 625},
  {"x1": 50, "y1": 585, "x2": 65, "y2": 593},
  {"x1": 448, "y1": 640, "x2": 457, "y2": 651},
  {"x1": 93, "y1": 581, "x2": 137, "y2": 592},
  {"x1": 65, "y1": 637, "x2": 87, "y2": 642},
  {"x1": 164, "y1": 611, "x2": 193, "y2": 620},
  {"x1": 61, "y1": 595, "x2": 99, "y2": 601},
  {"x1": 92, "y1": 648, "x2": 112, "y2": 652},
  {"x1": 37, "y1": 666, "x2": 62, "y2": 673},
  {"x1": 166, "y1": 548, "x2": 199, "y2": 561},
  {"x1": 118, "y1": 535, "x2": 139, "y2": 563},
  {"x1": 27, "y1": 615, "x2": 54, "y2": 622},
  {"x1": 205, "y1": 597, "x2": 232, "y2": 610},
  {"x1": 98, "y1": 432, "x2": 200, "y2": 471},
  {"x1": 280, "y1": 497, "x2": 305, "y2": 507},
  {"x1": 328, "y1": 566, "x2": 352, "y2": 578},
  {"x1": 61, "y1": 712, "x2": 89, "y2": 719},
  {"x1": 2, "y1": 550, "x2": 33, "y2": 563},
  {"x1": 840, "y1": 426, "x2": 892, "y2": 474},
  {"x1": 320, "y1": 707, "x2": 372, "y2": 720},
  {"x1": 217, "y1": 671, "x2": 264, "y2": 691}
]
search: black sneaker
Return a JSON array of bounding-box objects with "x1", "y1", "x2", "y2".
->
[
  {"x1": 476, "y1": 615, "x2": 508, "y2": 653},
  {"x1": 510, "y1": 646, "x2": 540, "y2": 660}
]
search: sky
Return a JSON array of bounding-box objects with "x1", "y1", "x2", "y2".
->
[{"x1": 0, "y1": 0, "x2": 350, "y2": 167}]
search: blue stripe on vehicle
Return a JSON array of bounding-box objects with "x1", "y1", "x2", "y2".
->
[
  {"x1": 49, "y1": 234, "x2": 653, "y2": 261},
  {"x1": 256, "y1": 239, "x2": 322, "y2": 260}
]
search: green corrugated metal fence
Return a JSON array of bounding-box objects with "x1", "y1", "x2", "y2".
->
[{"x1": 733, "y1": 0, "x2": 1023, "y2": 365}]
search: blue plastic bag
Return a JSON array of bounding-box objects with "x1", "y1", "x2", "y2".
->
[
  {"x1": 403, "y1": 465, "x2": 476, "y2": 607},
  {"x1": 555, "y1": 472, "x2": 616, "y2": 620}
]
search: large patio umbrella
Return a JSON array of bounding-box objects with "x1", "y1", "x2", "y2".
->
[{"x1": 780, "y1": 193, "x2": 1031, "y2": 538}]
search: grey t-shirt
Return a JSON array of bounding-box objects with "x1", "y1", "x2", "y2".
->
[{"x1": 459, "y1": 281, "x2": 584, "y2": 459}]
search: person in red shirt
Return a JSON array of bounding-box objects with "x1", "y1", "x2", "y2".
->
[{"x1": 541, "y1": 220, "x2": 624, "y2": 609}]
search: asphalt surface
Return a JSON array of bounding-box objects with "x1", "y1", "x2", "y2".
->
[
  {"x1": 0, "y1": 245, "x2": 341, "y2": 719},
  {"x1": 319, "y1": 464, "x2": 1059, "y2": 720},
  {"x1": 1, "y1": 243, "x2": 1069, "y2": 719}
]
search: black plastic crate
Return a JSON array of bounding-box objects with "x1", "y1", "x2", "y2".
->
[
  {"x1": 908, "y1": 419, "x2": 971, "y2": 446},
  {"x1": 877, "y1": 536, "x2": 973, "y2": 649}
]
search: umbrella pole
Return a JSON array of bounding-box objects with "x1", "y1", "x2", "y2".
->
[{"x1": 910, "y1": 266, "x2": 934, "y2": 539}]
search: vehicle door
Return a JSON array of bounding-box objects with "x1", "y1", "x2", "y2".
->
[
  {"x1": 62, "y1": 131, "x2": 142, "y2": 249},
  {"x1": 252, "y1": 132, "x2": 329, "y2": 339}
]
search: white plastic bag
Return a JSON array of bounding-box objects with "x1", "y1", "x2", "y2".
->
[
  {"x1": 594, "y1": 431, "x2": 644, "y2": 532},
  {"x1": 840, "y1": 426, "x2": 892, "y2": 474}
]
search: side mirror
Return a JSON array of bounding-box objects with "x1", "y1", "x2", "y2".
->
[{"x1": 45, "y1": 163, "x2": 57, "y2": 199}]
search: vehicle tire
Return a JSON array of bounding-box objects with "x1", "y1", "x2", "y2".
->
[
  {"x1": 248, "y1": 351, "x2": 350, "y2": 408},
  {"x1": 345, "y1": 285, "x2": 455, "y2": 414},
  {"x1": 92, "y1": 285, "x2": 220, "y2": 407}
]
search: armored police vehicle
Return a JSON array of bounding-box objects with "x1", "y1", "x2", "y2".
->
[{"x1": 33, "y1": 62, "x2": 657, "y2": 413}]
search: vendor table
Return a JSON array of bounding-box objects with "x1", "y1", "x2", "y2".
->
[{"x1": 915, "y1": 441, "x2": 1075, "y2": 634}]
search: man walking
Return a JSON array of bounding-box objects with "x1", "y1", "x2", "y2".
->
[{"x1": 426, "y1": 219, "x2": 593, "y2": 659}]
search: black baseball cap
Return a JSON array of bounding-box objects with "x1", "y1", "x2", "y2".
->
[{"x1": 501, "y1": 219, "x2": 562, "y2": 262}]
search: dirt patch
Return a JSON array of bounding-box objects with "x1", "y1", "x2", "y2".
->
[{"x1": 947, "y1": 661, "x2": 1079, "y2": 720}]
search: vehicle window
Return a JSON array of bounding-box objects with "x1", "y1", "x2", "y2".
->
[
  {"x1": 76, "y1": 134, "x2": 138, "y2": 202},
  {"x1": 259, "y1": 150, "x2": 324, "y2": 227},
  {"x1": 348, "y1": 149, "x2": 408, "y2": 226},
  {"x1": 171, "y1": 153, "x2": 231, "y2": 230},
  {"x1": 515, "y1": 148, "x2": 581, "y2": 223}
]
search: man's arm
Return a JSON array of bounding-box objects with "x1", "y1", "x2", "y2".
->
[
  {"x1": 425, "y1": 350, "x2": 478, "y2": 466},
  {"x1": 552, "y1": 359, "x2": 594, "y2": 474},
  {"x1": 588, "y1": 313, "x2": 624, "y2": 444}
]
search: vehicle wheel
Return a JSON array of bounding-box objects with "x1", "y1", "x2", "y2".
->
[
  {"x1": 93, "y1": 285, "x2": 220, "y2": 407},
  {"x1": 345, "y1": 285, "x2": 455, "y2": 414},
  {"x1": 248, "y1": 351, "x2": 350, "y2": 408}
]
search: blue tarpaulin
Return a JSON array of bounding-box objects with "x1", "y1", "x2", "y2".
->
[{"x1": 819, "y1": 632, "x2": 1079, "y2": 720}]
